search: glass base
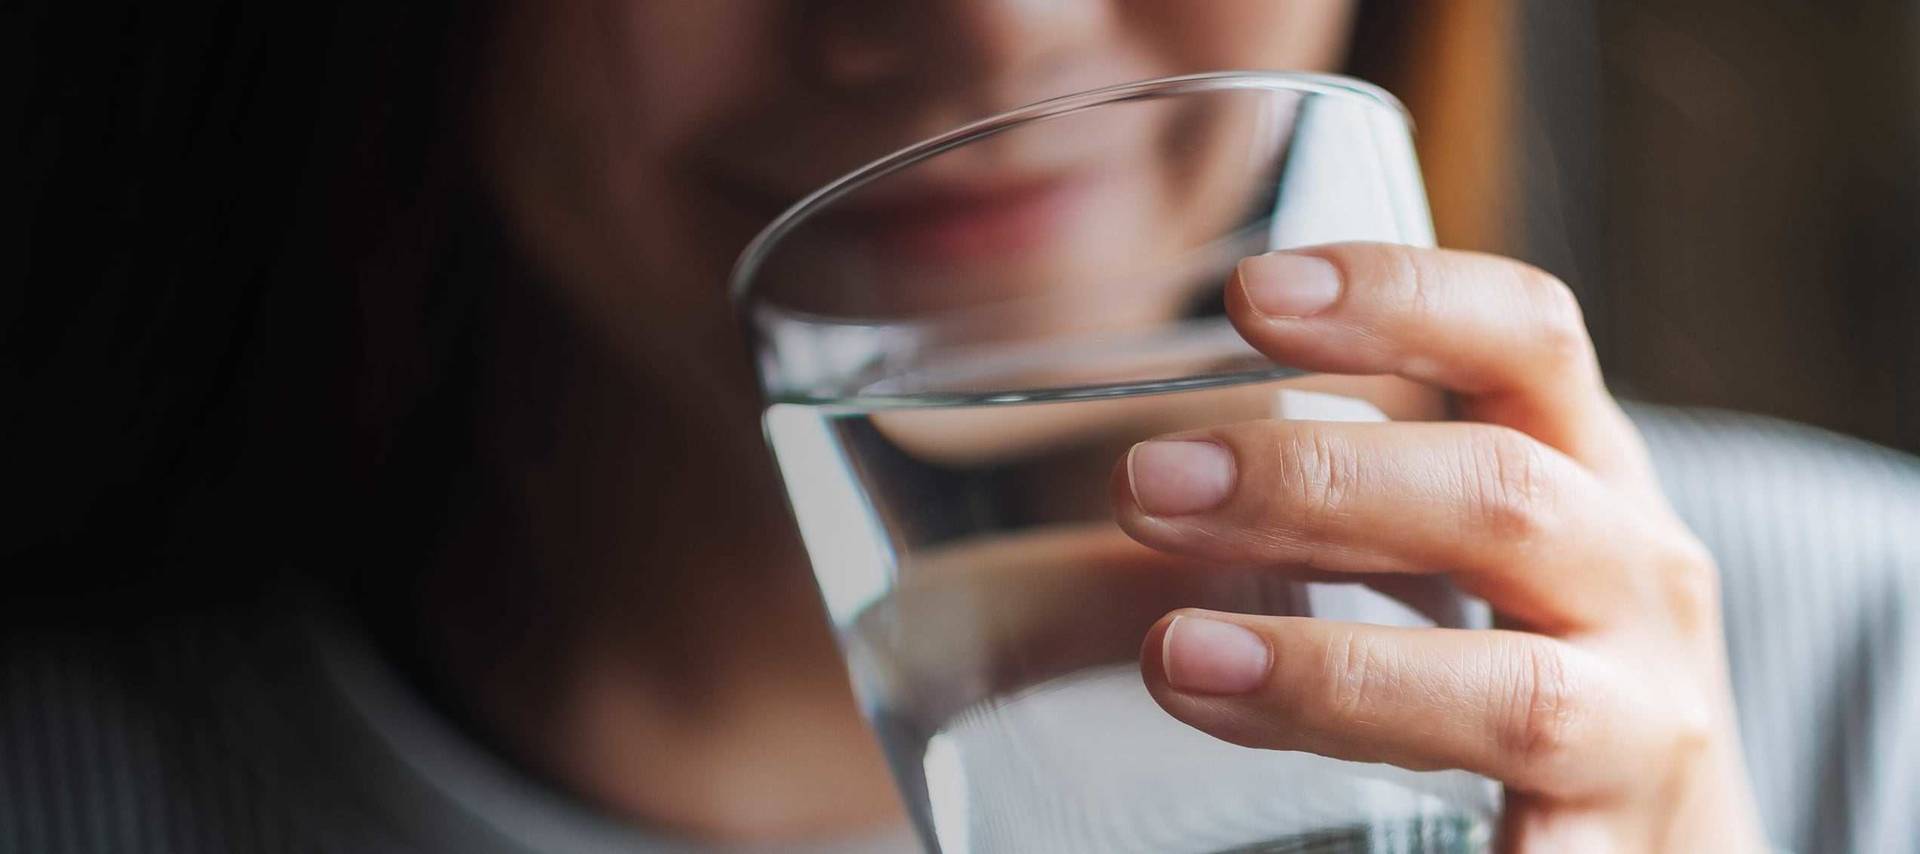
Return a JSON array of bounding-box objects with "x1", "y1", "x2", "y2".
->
[{"x1": 1211, "y1": 815, "x2": 1492, "y2": 853}]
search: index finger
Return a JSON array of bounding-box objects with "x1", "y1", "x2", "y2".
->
[{"x1": 1225, "y1": 243, "x2": 1657, "y2": 494}]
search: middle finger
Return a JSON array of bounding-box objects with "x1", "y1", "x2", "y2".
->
[{"x1": 1110, "y1": 419, "x2": 1676, "y2": 632}]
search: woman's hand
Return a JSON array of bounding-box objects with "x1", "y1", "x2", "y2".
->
[{"x1": 1114, "y1": 244, "x2": 1768, "y2": 852}]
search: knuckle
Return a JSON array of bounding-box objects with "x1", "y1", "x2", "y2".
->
[
  {"x1": 1468, "y1": 427, "x2": 1562, "y2": 544},
  {"x1": 1269, "y1": 425, "x2": 1361, "y2": 538},
  {"x1": 1661, "y1": 690, "x2": 1717, "y2": 764},
  {"x1": 1505, "y1": 639, "x2": 1586, "y2": 771},
  {"x1": 1297, "y1": 629, "x2": 1383, "y2": 732},
  {"x1": 1378, "y1": 243, "x2": 1437, "y2": 322},
  {"x1": 1327, "y1": 630, "x2": 1378, "y2": 722},
  {"x1": 1656, "y1": 532, "x2": 1722, "y2": 635},
  {"x1": 1516, "y1": 267, "x2": 1597, "y2": 373}
]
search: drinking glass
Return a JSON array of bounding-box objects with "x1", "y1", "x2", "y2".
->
[{"x1": 732, "y1": 71, "x2": 1498, "y2": 853}]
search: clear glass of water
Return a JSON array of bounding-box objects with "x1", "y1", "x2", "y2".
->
[{"x1": 731, "y1": 71, "x2": 1498, "y2": 853}]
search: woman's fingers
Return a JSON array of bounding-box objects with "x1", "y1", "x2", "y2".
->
[
  {"x1": 1139, "y1": 609, "x2": 1645, "y2": 798},
  {"x1": 1112, "y1": 419, "x2": 1698, "y2": 631},
  {"x1": 1225, "y1": 244, "x2": 1656, "y2": 491},
  {"x1": 868, "y1": 524, "x2": 1466, "y2": 724}
]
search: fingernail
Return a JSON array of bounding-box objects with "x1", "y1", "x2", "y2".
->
[
  {"x1": 1127, "y1": 440, "x2": 1234, "y2": 516},
  {"x1": 1163, "y1": 615, "x2": 1271, "y2": 695},
  {"x1": 1238, "y1": 253, "x2": 1341, "y2": 318}
]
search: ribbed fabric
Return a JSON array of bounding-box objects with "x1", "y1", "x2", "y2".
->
[
  {"x1": 0, "y1": 619, "x2": 336, "y2": 854},
  {"x1": 1634, "y1": 405, "x2": 1920, "y2": 854},
  {"x1": 1, "y1": 403, "x2": 1915, "y2": 853}
]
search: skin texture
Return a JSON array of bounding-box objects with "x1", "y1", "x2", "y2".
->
[
  {"x1": 451, "y1": 1, "x2": 1766, "y2": 849},
  {"x1": 1119, "y1": 245, "x2": 1765, "y2": 851}
]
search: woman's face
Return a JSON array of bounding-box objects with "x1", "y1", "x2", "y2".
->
[{"x1": 478, "y1": 1, "x2": 1358, "y2": 387}]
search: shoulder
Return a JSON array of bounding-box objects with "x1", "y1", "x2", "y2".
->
[
  {"x1": 1628, "y1": 401, "x2": 1920, "y2": 576},
  {"x1": 1627, "y1": 403, "x2": 1920, "y2": 853},
  {"x1": 1627, "y1": 401, "x2": 1920, "y2": 665},
  {"x1": 0, "y1": 600, "x2": 415, "y2": 854}
]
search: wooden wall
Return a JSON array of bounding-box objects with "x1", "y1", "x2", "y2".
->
[{"x1": 1471, "y1": 2, "x2": 1920, "y2": 454}]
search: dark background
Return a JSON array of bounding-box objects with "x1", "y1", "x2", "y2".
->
[
  {"x1": 6, "y1": 0, "x2": 1916, "y2": 594},
  {"x1": 1510, "y1": 2, "x2": 1920, "y2": 455}
]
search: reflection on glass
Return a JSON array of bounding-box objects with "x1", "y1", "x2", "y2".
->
[{"x1": 739, "y1": 73, "x2": 1494, "y2": 853}]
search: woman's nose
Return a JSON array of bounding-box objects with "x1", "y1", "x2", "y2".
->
[{"x1": 796, "y1": 0, "x2": 1116, "y2": 101}]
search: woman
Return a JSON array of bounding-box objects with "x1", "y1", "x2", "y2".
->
[{"x1": 8, "y1": 1, "x2": 1917, "y2": 852}]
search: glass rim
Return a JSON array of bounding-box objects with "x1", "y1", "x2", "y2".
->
[{"x1": 726, "y1": 70, "x2": 1411, "y2": 304}]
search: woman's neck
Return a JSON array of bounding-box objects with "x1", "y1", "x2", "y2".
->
[{"x1": 424, "y1": 299, "x2": 903, "y2": 840}]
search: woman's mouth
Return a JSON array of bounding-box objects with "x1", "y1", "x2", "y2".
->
[
  {"x1": 815, "y1": 172, "x2": 1100, "y2": 262},
  {"x1": 717, "y1": 166, "x2": 1108, "y2": 266}
]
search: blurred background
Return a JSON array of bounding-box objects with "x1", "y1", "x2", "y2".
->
[
  {"x1": 4, "y1": 4, "x2": 1916, "y2": 851},
  {"x1": 9, "y1": 0, "x2": 1917, "y2": 582},
  {"x1": 1393, "y1": 1, "x2": 1920, "y2": 454}
]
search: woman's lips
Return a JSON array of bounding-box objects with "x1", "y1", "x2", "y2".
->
[
  {"x1": 816, "y1": 173, "x2": 1096, "y2": 262},
  {"x1": 716, "y1": 167, "x2": 1104, "y2": 264}
]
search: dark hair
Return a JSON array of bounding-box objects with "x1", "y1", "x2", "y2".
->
[
  {"x1": 6, "y1": 0, "x2": 500, "y2": 619},
  {"x1": 6, "y1": 0, "x2": 1412, "y2": 619}
]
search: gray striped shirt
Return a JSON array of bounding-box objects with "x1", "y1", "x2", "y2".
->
[{"x1": 2, "y1": 405, "x2": 1916, "y2": 853}]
